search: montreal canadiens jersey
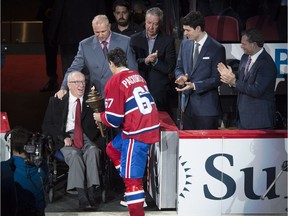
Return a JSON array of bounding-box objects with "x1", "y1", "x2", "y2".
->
[{"x1": 100, "y1": 69, "x2": 160, "y2": 144}]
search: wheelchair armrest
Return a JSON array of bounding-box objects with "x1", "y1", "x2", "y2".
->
[{"x1": 54, "y1": 150, "x2": 65, "y2": 161}]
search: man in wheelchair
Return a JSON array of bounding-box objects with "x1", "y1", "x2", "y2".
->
[{"x1": 42, "y1": 71, "x2": 102, "y2": 210}]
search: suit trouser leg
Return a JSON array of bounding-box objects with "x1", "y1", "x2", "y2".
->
[
  {"x1": 83, "y1": 145, "x2": 101, "y2": 188},
  {"x1": 61, "y1": 147, "x2": 85, "y2": 190}
]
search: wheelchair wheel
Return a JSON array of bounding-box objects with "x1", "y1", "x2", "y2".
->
[{"x1": 48, "y1": 188, "x2": 54, "y2": 203}]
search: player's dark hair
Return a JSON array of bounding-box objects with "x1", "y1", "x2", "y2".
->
[
  {"x1": 107, "y1": 47, "x2": 128, "y2": 67},
  {"x1": 182, "y1": 11, "x2": 205, "y2": 31}
]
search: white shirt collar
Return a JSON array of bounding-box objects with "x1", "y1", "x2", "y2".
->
[
  {"x1": 250, "y1": 48, "x2": 264, "y2": 63},
  {"x1": 194, "y1": 32, "x2": 208, "y2": 52},
  {"x1": 69, "y1": 92, "x2": 83, "y2": 104}
]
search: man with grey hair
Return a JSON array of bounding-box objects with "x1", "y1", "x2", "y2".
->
[
  {"x1": 42, "y1": 71, "x2": 102, "y2": 210},
  {"x1": 130, "y1": 7, "x2": 177, "y2": 118},
  {"x1": 55, "y1": 15, "x2": 138, "y2": 99}
]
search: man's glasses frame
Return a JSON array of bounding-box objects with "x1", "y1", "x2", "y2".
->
[{"x1": 69, "y1": 80, "x2": 86, "y2": 86}]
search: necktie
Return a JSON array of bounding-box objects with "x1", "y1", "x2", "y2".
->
[
  {"x1": 74, "y1": 98, "x2": 83, "y2": 148},
  {"x1": 193, "y1": 42, "x2": 200, "y2": 65},
  {"x1": 102, "y1": 41, "x2": 108, "y2": 57},
  {"x1": 244, "y1": 55, "x2": 252, "y2": 79}
]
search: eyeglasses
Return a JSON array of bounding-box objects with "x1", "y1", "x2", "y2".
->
[{"x1": 69, "y1": 80, "x2": 86, "y2": 86}]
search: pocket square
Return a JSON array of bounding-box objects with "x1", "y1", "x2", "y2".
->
[{"x1": 203, "y1": 57, "x2": 210, "y2": 59}]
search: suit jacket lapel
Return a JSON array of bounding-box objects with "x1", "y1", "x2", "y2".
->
[
  {"x1": 151, "y1": 32, "x2": 162, "y2": 53},
  {"x1": 191, "y1": 38, "x2": 209, "y2": 74},
  {"x1": 140, "y1": 31, "x2": 149, "y2": 55},
  {"x1": 93, "y1": 36, "x2": 109, "y2": 78},
  {"x1": 246, "y1": 50, "x2": 266, "y2": 80},
  {"x1": 81, "y1": 99, "x2": 90, "y2": 121},
  {"x1": 61, "y1": 95, "x2": 69, "y2": 131}
]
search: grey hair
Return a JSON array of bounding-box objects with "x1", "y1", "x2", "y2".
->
[
  {"x1": 92, "y1": 15, "x2": 110, "y2": 26},
  {"x1": 146, "y1": 7, "x2": 163, "y2": 23},
  {"x1": 67, "y1": 71, "x2": 84, "y2": 82}
]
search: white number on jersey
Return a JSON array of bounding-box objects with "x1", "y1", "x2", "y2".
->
[{"x1": 133, "y1": 86, "x2": 152, "y2": 115}]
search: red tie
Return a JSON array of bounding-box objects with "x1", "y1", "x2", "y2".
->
[{"x1": 74, "y1": 98, "x2": 83, "y2": 148}]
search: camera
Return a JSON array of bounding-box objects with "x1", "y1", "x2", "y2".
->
[
  {"x1": 24, "y1": 133, "x2": 52, "y2": 167},
  {"x1": 5, "y1": 127, "x2": 53, "y2": 167}
]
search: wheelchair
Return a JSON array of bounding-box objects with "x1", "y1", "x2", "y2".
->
[{"x1": 45, "y1": 134, "x2": 112, "y2": 204}]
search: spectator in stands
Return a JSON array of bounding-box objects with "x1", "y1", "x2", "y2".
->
[
  {"x1": 55, "y1": 15, "x2": 138, "y2": 99},
  {"x1": 111, "y1": 0, "x2": 143, "y2": 37},
  {"x1": 217, "y1": 28, "x2": 277, "y2": 129},
  {"x1": 42, "y1": 71, "x2": 102, "y2": 210},
  {"x1": 93, "y1": 47, "x2": 160, "y2": 216},
  {"x1": 130, "y1": 7, "x2": 177, "y2": 118},
  {"x1": 1, "y1": 127, "x2": 48, "y2": 216},
  {"x1": 175, "y1": 11, "x2": 226, "y2": 130}
]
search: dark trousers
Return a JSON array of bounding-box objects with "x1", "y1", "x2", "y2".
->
[
  {"x1": 42, "y1": 20, "x2": 58, "y2": 82},
  {"x1": 183, "y1": 113, "x2": 219, "y2": 130}
]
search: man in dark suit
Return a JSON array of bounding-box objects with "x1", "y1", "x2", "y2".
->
[
  {"x1": 217, "y1": 28, "x2": 277, "y2": 129},
  {"x1": 175, "y1": 11, "x2": 226, "y2": 130},
  {"x1": 42, "y1": 71, "x2": 102, "y2": 210},
  {"x1": 130, "y1": 7, "x2": 177, "y2": 117},
  {"x1": 55, "y1": 15, "x2": 138, "y2": 99}
]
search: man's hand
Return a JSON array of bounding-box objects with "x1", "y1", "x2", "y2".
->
[
  {"x1": 145, "y1": 50, "x2": 158, "y2": 64},
  {"x1": 175, "y1": 82, "x2": 194, "y2": 92},
  {"x1": 64, "y1": 137, "x2": 73, "y2": 147},
  {"x1": 54, "y1": 89, "x2": 67, "y2": 100},
  {"x1": 217, "y1": 63, "x2": 236, "y2": 85},
  {"x1": 175, "y1": 74, "x2": 189, "y2": 86},
  {"x1": 93, "y1": 113, "x2": 101, "y2": 123}
]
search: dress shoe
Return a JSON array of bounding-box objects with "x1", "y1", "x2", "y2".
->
[
  {"x1": 40, "y1": 81, "x2": 58, "y2": 92},
  {"x1": 79, "y1": 197, "x2": 92, "y2": 210},
  {"x1": 88, "y1": 186, "x2": 99, "y2": 208}
]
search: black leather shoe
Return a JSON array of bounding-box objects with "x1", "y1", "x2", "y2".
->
[
  {"x1": 88, "y1": 186, "x2": 98, "y2": 208},
  {"x1": 79, "y1": 197, "x2": 92, "y2": 210},
  {"x1": 40, "y1": 81, "x2": 58, "y2": 92}
]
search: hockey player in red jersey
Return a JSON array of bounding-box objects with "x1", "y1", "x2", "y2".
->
[{"x1": 93, "y1": 47, "x2": 160, "y2": 216}]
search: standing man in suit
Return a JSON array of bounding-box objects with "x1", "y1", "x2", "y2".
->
[
  {"x1": 217, "y1": 28, "x2": 277, "y2": 129},
  {"x1": 55, "y1": 15, "x2": 138, "y2": 99},
  {"x1": 175, "y1": 11, "x2": 226, "y2": 130},
  {"x1": 42, "y1": 71, "x2": 102, "y2": 210},
  {"x1": 130, "y1": 7, "x2": 177, "y2": 117}
]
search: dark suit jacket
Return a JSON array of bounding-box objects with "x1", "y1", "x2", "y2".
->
[
  {"x1": 42, "y1": 94, "x2": 100, "y2": 150},
  {"x1": 235, "y1": 49, "x2": 277, "y2": 129},
  {"x1": 175, "y1": 36, "x2": 226, "y2": 116},
  {"x1": 130, "y1": 30, "x2": 176, "y2": 110},
  {"x1": 60, "y1": 32, "x2": 138, "y2": 97}
]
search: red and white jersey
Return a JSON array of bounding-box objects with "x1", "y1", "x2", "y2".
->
[{"x1": 100, "y1": 69, "x2": 160, "y2": 144}]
